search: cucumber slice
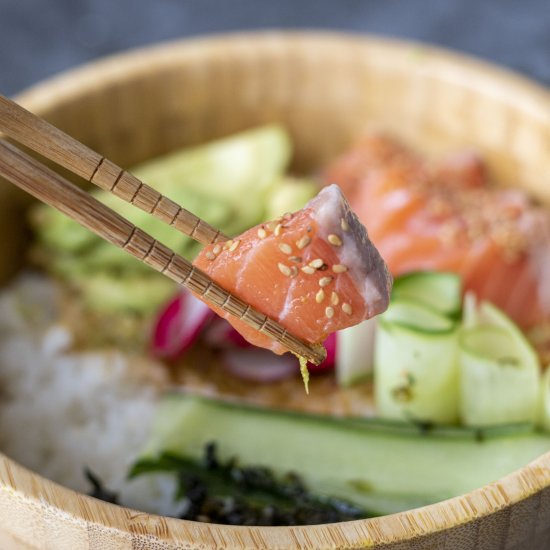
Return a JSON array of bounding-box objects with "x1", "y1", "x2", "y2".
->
[
  {"x1": 392, "y1": 271, "x2": 462, "y2": 318},
  {"x1": 336, "y1": 318, "x2": 376, "y2": 387},
  {"x1": 375, "y1": 300, "x2": 459, "y2": 424},
  {"x1": 459, "y1": 302, "x2": 540, "y2": 427},
  {"x1": 336, "y1": 271, "x2": 461, "y2": 389},
  {"x1": 141, "y1": 395, "x2": 550, "y2": 516},
  {"x1": 380, "y1": 299, "x2": 456, "y2": 333}
]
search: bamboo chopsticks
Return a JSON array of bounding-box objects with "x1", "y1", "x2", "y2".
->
[{"x1": 0, "y1": 95, "x2": 326, "y2": 365}]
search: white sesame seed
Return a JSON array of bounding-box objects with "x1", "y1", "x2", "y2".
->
[
  {"x1": 223, "y1": 239, "x2": 233, "y2": 250},
  {"x1": 278, "y1": 263, "x2": 291, "y2": 276},
  {"x1": 319, "y1": 276, "x2": 333, "y2": 287},
  {"x1": 325, "y1": 306, "x2": 334, "y2": 319},
  {"x1": 309, "y1": 258, "x2": 324, "y2": 269},
  {"x1": 205, "y1": 251, "x2": 216, "y2": 260},
  {"x1": 213, "y1": 244, "x2": 222, "y2": 255},
  {"x1": 274, "y1": 223, "x2": 282, "y2": 236},
  {"x1": 279, "y1": 243, "x2": 292, "y2": 254},
  {"x1": 296, "y1": 236, "x2": 311, "y2": 250},
  {"x1": 331, "y1": 292, "x2": 339, "y2": 305},
  {"x1": 328, "y1": 234, "x2": 343, "y2": 246},
  {"x1": 229, "y1": 240, "x2": 240, "y2": 252},
  {"x1": 341, "y1": 218, "x2": 349, "y2": 232},
  {"x1": 342, "y1": 303, "x2": 352, "y2": 315},
  {"x1": 257, "y1": 228, "x2": 267, "y2": 239},
  {"x1": 315, "y1": 289, "x2": 325, "y2": 303},
  {"x1": 301, "y1": 266, "x2": 316, "y2": 274},
  {"x1": 332, "y1": 264, "x2": 348, "y2": 273}
]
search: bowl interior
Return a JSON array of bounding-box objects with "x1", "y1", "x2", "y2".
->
[{"x1": 1, "y1": 32, "x2": 550, "y2": 549}]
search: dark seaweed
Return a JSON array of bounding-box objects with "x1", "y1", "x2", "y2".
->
[
  {"x1": 85, "y1": 468, "x2": 119, "y2": 504},
  {"x1": 129, "y1": 442, "x2": 369, "y2": 525}
]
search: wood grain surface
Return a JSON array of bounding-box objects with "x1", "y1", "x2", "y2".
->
[{"x1": 0, "y1": 32, "x2": 549, "y2": 548}]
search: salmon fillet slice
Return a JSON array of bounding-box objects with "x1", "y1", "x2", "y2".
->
[
  {"x1": 194, "y1": 185, "x2": 392, "y2": 354},
  {"x1": 323, "y1": 134, "x2": 550, "y2": 331}
]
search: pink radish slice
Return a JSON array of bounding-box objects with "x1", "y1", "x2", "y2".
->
[
  {"x1": 307, "y1": 332, "x2": 336, "y2": 373},
  {"x1": 221, "y1": 348, "x2": 298, "y2": 383},
  {"x1": 152, "y1": 290, "x2": 215, "y2": 359},
  {"x1": 202, "y1": 318, "x2": 251, "y2": 349}
]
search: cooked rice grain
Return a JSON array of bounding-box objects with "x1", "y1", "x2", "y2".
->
[{"x1": 0, "y1": 275, "x2": 182, "y2": 516}]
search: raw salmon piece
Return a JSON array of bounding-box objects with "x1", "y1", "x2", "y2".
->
[
  {"x1": 323, "y1": 134, "x2": 550, "y2": 332},
  {"x1": 193, "y1": 185, "x2": 392, "y2": 354}
]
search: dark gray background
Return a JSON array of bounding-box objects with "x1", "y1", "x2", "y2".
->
[{"x1": 1, "y1": 0, "x2": 549, "y2": 96}]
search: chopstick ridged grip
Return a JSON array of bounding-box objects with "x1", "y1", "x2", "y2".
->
[
  {"x1": 0, "y1": 139, "x2": 326, "y2": 365},
  {"x1": 0, "y1": 94, "x2": 226, "y2": 246}
]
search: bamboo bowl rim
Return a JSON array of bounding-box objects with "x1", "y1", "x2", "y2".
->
[{"x1": 4, "y1": 31, "x2": 550, "y2": 547}]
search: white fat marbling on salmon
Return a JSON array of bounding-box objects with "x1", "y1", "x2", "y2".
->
[{"x1": 308, "y1": 185, "x2": 392, "y2": 317}]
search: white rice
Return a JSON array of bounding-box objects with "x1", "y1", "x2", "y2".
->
[{"x1": 0, "y1": 274, "x2": 183, "y2": 517}]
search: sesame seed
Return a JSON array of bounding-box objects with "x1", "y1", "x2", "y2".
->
[
  {"x1": 279, "y1": 243, "x2": 292, "y2": 254},
  {"x1": 309, "y1": 259, "x2": 324, "y2": 269},
  {"x1": 301, "y1": 266, "x2": 316, "y2": 274},
  {"x1": 331, "y1": 292, "x2": 339, "y2": 305},
  {"x1": 283, "y1": 212, "x2": 293, "y2": 221},
  {"x1": 342, "y1": 303, "x2": 352, "y2": 315},
  {"x1": 319, "y1": 276, "x2": 333, "y2": 287},
  {"x1": 266, "y1": 221, "x2": 277, "y2": 232},
  {"x1": 278, "y1": 263, "x2": 292, "y2": 276},
  {"x1": 332, "y1": 264, "x2": 348, "y2": 273},
  {"x1": 213, "y1": 244, "x2": 222, "y2": 255},
  {"x1": 229, "y1": 240, "x2": 240, "y2": 252},
  {"x1": 341, "y1": 218, "x2": 349, "y2": 232},
  {"x1": 274, "y1": 223, "x2": 282, "y2": 236},
  {"x1": 257, "y1": 228, "x2": 267, "y2": 239},
  {"x1": 315, "y1": 289, "x2": 325, "y2": 303},
  {"x1": 289, "y1": 256, "x2": 302, "y2": 263},
  {"x1": 325, "y1": 306, "x2": 334, "y2": 319},
  {"x1": 328, "y1": 234, "x2": 343, "y2": 246},
  {"x1": 289, "y1": 266, "x2": 299, "y2": 278},
  {"x1": 296, "y1": 236, "x2": 311, "y2": 250},
  {"x1": 205, "y1": 251, "x2": 216, "y2": 260},
  {"x1": 223, "y1": 239, "x2": 233, "y2": 250}
]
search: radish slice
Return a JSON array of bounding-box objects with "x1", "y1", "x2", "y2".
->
[
  {"x1": 307, "y1": 333, "x2": 336, "y2": 373},
  {"x1": 152, "y1": 290, "x2": 215, "y2": 359},
  {"x1": 221, "y1": 348, "x2": 298, "y2": 383},
  {"x1": 206, "y1": 321, "x2": 336, "y2": 372},
  {"x1": 202, "y1": 318, "x2": 252, "y2": 349}
]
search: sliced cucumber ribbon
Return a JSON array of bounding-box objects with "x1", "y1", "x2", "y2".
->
[
  {"x1": 391, "y1": 271, "x2": 462, "y2": 318},
  {"x1": 375, "y1": 299, "x2": 460, "y2": 424},
  {"x1": 338, "y1": 272, "x2": 462, "y2": 390},
  {"x1": 458, "y1": 298, "x2": 540, "y2": 427}
]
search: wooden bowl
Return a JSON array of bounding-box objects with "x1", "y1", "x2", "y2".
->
[{"x1": 1, "y1": 32, "x2": 550, "y2": 549}]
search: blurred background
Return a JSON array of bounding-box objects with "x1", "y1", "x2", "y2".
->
[{"x1": 1, "y1": 0, "x2": 549, "y2": 96}]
